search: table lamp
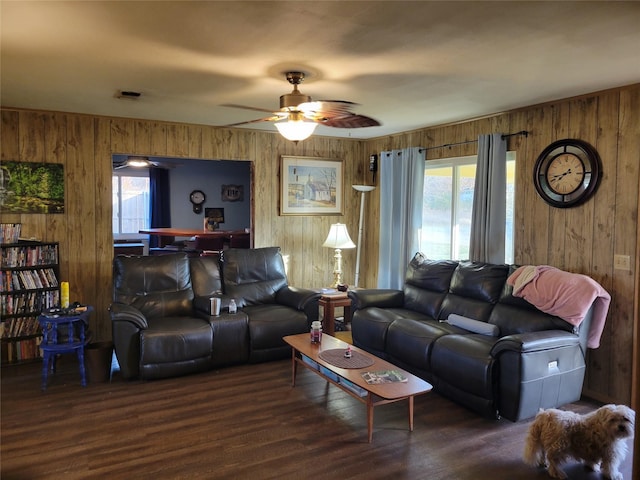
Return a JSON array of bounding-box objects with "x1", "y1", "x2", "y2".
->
[{"x1": 322, "y1": 223, "x2": 356, "y2": 288}]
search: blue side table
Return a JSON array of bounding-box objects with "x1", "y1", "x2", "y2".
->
[{"x1": 38, "y1": 306, "x2": 93, "y2": 391}]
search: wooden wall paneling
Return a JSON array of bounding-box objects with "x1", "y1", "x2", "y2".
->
[
  {"x1": 563, "y1": 97, "x2": 598, "y2": 274},
  {"x1": 95, "y1": 117, "x2": 116, "y2": 341},
  {"x1": 134, "y1": 120, "x2": 152, "y2": 154},
  {"x1": 187, "y1": 125, "x2": 203, "y2": 159},
  {"x1": 521, "y1": 107, "x2": 552, "y2": 265},
  {"x1": 166, "y1": 124, "x2": 189, "y2": 157},
  {"x1": 251, "y1": 132, "x2": 274, "y2": 249},
  {"x1": 65, "y1": 115, "x2": 99, "y2": 337},
  {"x1": 44, "y1": 113, "x2": 67, "y2": 162},
  {"x1": 1, "y1": 110, "x2": 19, "y2": 160},
  {"x1": 41, "y1": 113, "x2": 68, "y2": 262},
  {"x1": 18, "y1": 111, "x2": 45, "y2": 162},
  {"x1": 109, "y1": 118, "x2": 136, "y2": 154},
  {"x1": 546, "y1": 102, "x2": 570, "y2": 270},
  {"x1": 584, "y1": 91, "x2": 620, "y2": 399},
  {"x1": 200, "y1": 126, "x2": 215, "y2": 160},
  {"x1": 208, "y1": 127, "x2": 255, "y2": 160},
  {"x1": 150, "y1": 122, "x2": 168, "y2": 156},
  {"x1": 609, "y1": 86, "x2": 640, "y2": 403},
  {"x1": 15, "y1": 112, "x2": 48, "y2": 246}
]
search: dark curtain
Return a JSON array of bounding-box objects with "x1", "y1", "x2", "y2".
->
[{"x1": 149, "y1": 168, "x2": 171, "y2": 248}]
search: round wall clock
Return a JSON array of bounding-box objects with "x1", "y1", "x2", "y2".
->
[
  {"x1": 533, "y1": 139, "x2": 602, "y2": 208},
  {"x1": 189, "y1": 189, "x2": 206, "y2": 213}
]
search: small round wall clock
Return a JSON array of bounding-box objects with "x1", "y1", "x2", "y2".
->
[
  {"x1": 189, "y1": 189, "x2": 206, "y2": 213},
  {"x1": 533, "y1": 139, "x2": 602, "y2": 208}
]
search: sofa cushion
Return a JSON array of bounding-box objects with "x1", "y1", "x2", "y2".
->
[
  {"x1": 446, "y1": 314, "x2": 500, "y2": 336},
  {"x1": 113, "y1": 253, "x2": 194, "y2": 318},
  {"x1": 386, "y1": 318, "x2": 455, "y2": 373},
  {"x1": 189, "y1": 255, "x2": 223, "y2": 297},
  {"x1": 448, "y1": 261, "x2": 509, "y2": 303},
  {"x1": 489, "y1": 303, "x2": 573, "y2": 336},
  {"x1": 403, "y1": 254, "x2": 458, "y2": 317},
  {"x1": 430, "y1": 334, "x2": 498, "y2": 399},
  {"x1": 222, "y1": 247, "x2": 288, "y2": 305},
  {"x1": 140, "y1": 316, "x2": 213, "y2": 364}
]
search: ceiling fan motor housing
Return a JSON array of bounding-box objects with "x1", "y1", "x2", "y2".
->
[{"x1": 280, "y1": 91, "x2": 310, "y2": 110}]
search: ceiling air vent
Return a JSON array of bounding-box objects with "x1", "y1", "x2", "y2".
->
[{"x1": 116, "y1": 90, "x2": 142, "y2": 100}]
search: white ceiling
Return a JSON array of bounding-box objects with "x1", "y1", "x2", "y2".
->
[{"x1": 2, "y1": 1, "x2": 639, "y2": 140}]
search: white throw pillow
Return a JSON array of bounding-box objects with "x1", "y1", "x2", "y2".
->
[{"x1": 446, "y1": 314, "x2": 500, "y2": 336}]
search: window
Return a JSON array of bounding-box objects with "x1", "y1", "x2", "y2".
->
[
  {"x1": 419, "y1": 153, "x2": 515, "y2": 263},
  {"x1": 112, "y1": 171, "x2": 150, "y2": 235}
]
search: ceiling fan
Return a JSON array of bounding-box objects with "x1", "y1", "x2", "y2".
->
[
  {"x1": 223, "y1": 71, "x2": 381, "y2": 142},
  {"x1": 113, "y1": 156, "x2": 179, "y2": 170}
]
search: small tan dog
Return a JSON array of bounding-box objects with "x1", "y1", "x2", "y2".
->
[{"x1": 523, "y1": 404, "x2": 635, "y2": 480}]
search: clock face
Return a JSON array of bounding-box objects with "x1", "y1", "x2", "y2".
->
[
  {"x1": 189, "y1": 190, "x2": 206, "y2": 214},
  {"x1": 533, "y1": 139, "x2": 601, "y2": 208},
  {"x1": 545, "y1": 153, "x2": 585, "y2": 195},
  {"x1": 190, "y1": 190, "x2": 205, "y2": 205}
]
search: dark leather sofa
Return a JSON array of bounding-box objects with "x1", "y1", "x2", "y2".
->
[
  {"x1": 110, "y1": 247, "x2": 320, "y2": 380},
  {"x1": 349, "y1": 253, "x2": 594, "y2": 422}
]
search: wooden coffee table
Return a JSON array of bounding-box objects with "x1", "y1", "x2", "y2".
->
[{"x1": 284, "y1": 333, "x2": 432, "y2": 442}]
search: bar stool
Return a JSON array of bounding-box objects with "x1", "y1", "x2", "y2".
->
[{"x1": 38, "y1": 306, "x2": 93, "y2": 391}]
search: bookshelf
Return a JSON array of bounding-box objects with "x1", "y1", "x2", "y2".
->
[{"x1": 1, "y1": 241, "x2": 61, "y2": 364}]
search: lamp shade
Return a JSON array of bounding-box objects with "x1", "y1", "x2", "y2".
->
[
  {"x1": 275, "y1": 112, "x2": 317, "y2": 142},
  {"x1": 322, "y1": 223, "x2": 356, "y2": 249}
]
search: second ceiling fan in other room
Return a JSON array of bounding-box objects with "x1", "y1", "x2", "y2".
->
[{"x1": 223, "y1": 71, "x2": 381, "y2": 142}]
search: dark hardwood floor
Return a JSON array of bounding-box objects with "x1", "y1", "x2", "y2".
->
[{"x1": 1, "y1": 355, "x2": 634, "y2": 480}]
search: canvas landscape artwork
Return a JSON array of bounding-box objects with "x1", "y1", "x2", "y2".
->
[{"x1": 0, "y1": 161, "x2": 64, "y2": 214}]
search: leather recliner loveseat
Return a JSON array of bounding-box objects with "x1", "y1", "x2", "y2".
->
[
  {"x1": 349, "y1": 253, "x2": 604, "y2": 422},
  {"x1": 110, "y1": 247, "x2": 320, "y2": 380}
]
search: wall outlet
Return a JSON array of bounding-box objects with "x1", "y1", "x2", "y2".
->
[{"x1": 614, "y1": 254, "x2": 631, "y2": 271}]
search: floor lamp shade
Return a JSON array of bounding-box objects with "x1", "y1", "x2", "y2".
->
[
  {"x1": 352, "y1": 185, "x2": 375, "y2": 287},
  {"x1": 322, "y1": 223, "x2": 355, "y2": 288}
]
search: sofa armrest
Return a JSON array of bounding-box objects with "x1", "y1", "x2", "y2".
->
[
  {"x1": 109, "y1": 302, "x2": 148, "y2": 329},
  {"x1": 276, "y1": 286, "x2": 321, "y2": 310},
  {"x1": 348, "y1": 289, "x2": 404, "y2": 310},
  {"x1": 276, "y1": 286, "x2": 321, "y2": 323},
  {"x1": 491, "y1": 330, "x2": 580, "y2": 356}
]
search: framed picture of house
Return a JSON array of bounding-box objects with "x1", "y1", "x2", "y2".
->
[{"x1": 280, "y1": 156, "x2": 344, "y2": 216}]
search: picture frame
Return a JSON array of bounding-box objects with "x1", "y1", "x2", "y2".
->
[
  {"x1": 0, "y1": 161, "x2": 65, "y2": 214},
  {"x1": 280, "y1": 156, "x2": 344, "y2": 216}
]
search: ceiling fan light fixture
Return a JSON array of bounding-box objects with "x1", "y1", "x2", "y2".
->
[
  {"x1": 126, "y1": 156, "x2": 152, "y2": 168},
  {"x1": 275, "y1": 112, "x2": 317, "y2": 142}
]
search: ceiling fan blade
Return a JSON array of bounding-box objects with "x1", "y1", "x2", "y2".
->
[
  {"x1": 298, "y1": 101, "x2": 380, "y2": 128},
  {"x1": 113, "y1": 163, "x2": 128, "y2": 170},
  {"x1": 321, "y1": 114, "x2": 381, "y2": 128},
  {"x1": 225, "y1": 114, "x2": 285, "y2": 127},
  {"x1": 221, "y1": 103, "x2": 279, "y2": 114}
]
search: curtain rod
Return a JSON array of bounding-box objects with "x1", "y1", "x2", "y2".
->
[{"x1": 418, "y1": 130, "x2": 528, "y2": 153}]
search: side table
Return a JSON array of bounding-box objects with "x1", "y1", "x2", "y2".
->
[
  {"x1": 318, "y1": 292, "x2": 352, "y2": 335},
  {"x1": 38, "y1": 306, "x2": 93, "y2": 391}
]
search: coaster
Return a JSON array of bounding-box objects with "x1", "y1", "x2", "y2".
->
[{"x1": 318, "y1": 349, "x2": 374, "y2": 369}]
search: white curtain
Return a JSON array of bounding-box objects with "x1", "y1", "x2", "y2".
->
[
  {"x1": 377, "y1": 147, "x2": 425, "y2": 288},
  {"x1": 469, "y1": 133, "x2": 507, "y2": 263}
]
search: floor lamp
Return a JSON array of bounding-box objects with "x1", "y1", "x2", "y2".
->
[{"x1": 352, "y1": 185, "x2": 375, "y2": 287}]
